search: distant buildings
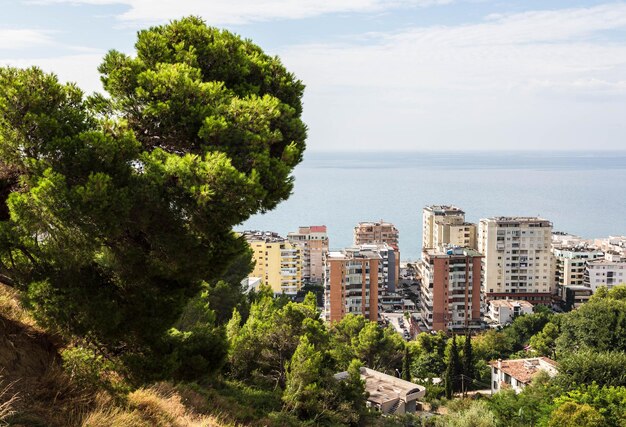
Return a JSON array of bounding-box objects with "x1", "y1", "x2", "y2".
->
[
  {"x1": 324, "y1": 245, "x2": 384, "y2": 322},
  {"x1": 490, "y1": 357, "x2": 558, "y2": 394},
  {"x1": 422, "y1": 205, "x2": 476, "y2": 250},
  {"x1": 479, "y1": 217, "x2": 554, "y2": 305},
  {"x1": 417, "y1": 247, "x2": 483, "y2": 332},
  {"x1": 584, "y1": 252, "x2": 626, "y2": 292},
  {"x1": 242, "y1": 231, "x2": 302, "y2": 295},
  {"x1": 594, "y1": 236, "x2": 626, "y2": 257},
  {"x1": 354, "y1": 220, "x2": 400, "y2": 290},
  {"x1": 287, "y1": 226, "x2": 329, "y2": 284}
]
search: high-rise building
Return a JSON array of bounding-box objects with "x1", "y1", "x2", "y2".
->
[
  {"x1": 417, "y1": 247, "x2": 483, "y2": 332},
  {"x1": 354, "y1": 220, "x2": 400, "y2": 290},
  {"x1": 287, "y1": 226, "x2": 329, "y2": 284},
  {"x1": 584, "y1": 252, "x2": 626, "y2": 292},
  {"x1": 478, "y1": 217, "x2": 554, "y2": 305},
  {"x1": 422, "y1": 205, "x2": 476, "y2": 250},
  {"x1": 242, "y1": 231, "x2": 302, "y2": 295},
  {"x1": 324, "y1": 244, "x2": 396, "y2": 322}
]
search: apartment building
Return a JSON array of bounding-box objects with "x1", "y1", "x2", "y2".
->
[
  {"x1": 324, "y1": 245, "x2": 396, "y2": 322},
  {"x1": 287, "y1": 225, "x2": 329, "y2": 284},
  {"x1": 242, "y1": 231, "x2": 302, "y2": 295},
  {"x1": 354, "y1": 220, "x2": 400, "y2": 290},
  {"x1": 422, "y1": 205, "x2": 476, "y2": 250},
  {"x1": 584, "y1": 252, "x2": 626, "y2": 292},
  {"x1": 478, "y1": 217, "x2": 554, "y2": 305},
  {"x1": 417, "y1": 247, "x2": 483, "y2": 332},
  {"x1": 552, "y1": 245, "x2": 603, "y2": 300}
]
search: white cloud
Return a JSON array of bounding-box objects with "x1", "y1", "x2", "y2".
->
[
  {"x1": 0, "y1": 29, "x2": 53, "y2": 50},
  {"x1": 25, "y1": 0, "x2": 453, "y2": 24},
  {"x1": 0, "y1": 54, "x2": 104, "y2": 93},
  {"x1": 277, "y1": 3, "x2": 626, "y2": 150}
]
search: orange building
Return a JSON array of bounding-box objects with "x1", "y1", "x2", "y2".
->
[
  {"x1": 324, "y1": 247, "x2": 383, "y2": 323},
  {"x1": 417, "y1": 247, "x2": 483, "y2": 332}
]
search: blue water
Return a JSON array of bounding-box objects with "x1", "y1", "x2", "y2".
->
[{"x1": 241, "y1": 151, "x2": 626, "y2": 260}]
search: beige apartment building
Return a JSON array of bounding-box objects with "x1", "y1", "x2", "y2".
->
[
  {"x1": 243, "y1": 231, "x2": 302, "y2": 295},
  {"x1": 324, "y1": 246, "x2": 384, "y2": 323},
  {"x1": 354, "y1": 220, "x2": 400, "y2": 290},
  {"x1": 287, "y1": 225, "x2": 328, "y2": 284},
  {"x1": 422, "y1": 205, "x2": 476, "y2": 250},
  {"x1": 417, "y1": 247, "x2": 483, "y2": 332},
  {"x1": 478, "y1": 217, "x2": 554, "y2": 305}
]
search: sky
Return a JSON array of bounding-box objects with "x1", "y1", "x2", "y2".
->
[{"x1": 1, "y1": 0, "x2": 626, "y2": 151}]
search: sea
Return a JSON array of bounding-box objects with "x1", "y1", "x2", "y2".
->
[{"x1": 240, "y1": 151, "x2": 626, "y2": 261}]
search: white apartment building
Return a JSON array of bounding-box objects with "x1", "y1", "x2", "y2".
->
[
  {"x1": 584, "y1": 252, "x2": 626, "y2": 292},
  {"x1": 422, "y1": 205, "x2": 476, "y2": 250},
  {"x1": 487, "y1": 300, "x2": 533, "y2": 326},
  {"x1": 552, "y1": 245, "x2": 603, "y2": 300},
  {"x1": 478, "y1": 217, "x2": 554, "y2": 305}
]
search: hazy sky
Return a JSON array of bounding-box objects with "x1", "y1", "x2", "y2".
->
[{"x1": 2, "y1": 1, "x2": 626, "y2": 151}]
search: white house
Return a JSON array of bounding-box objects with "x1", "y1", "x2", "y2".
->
[{"x1": 489, "y1": 357, "x2": 558, "y2": 393}]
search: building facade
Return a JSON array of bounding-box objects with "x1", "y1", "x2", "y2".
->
[
  {"x1": 422, "y1": 205, "x2": 477, "y2": 250},
  {"x1": 243, "y1": 231, "x2": 303, "y2": 295},
  {"x1": 487, "y1": 300, "x2": 533, "y2": 326},
  {"x1": 324, "y1": 246, "x2": 382, "y2": 323},
  {"x1": 417, "y1": 247, "x2": 483, "y2": 332},
  {"x1": 584, "y1": 252, "x2": 626, "y2": 292},
  {"x1": 287, "y1": 225, "x2": 329, "y2": 284},
  {"x1": 354, "y1": 220, "x2": 400, "y2": 290},
  {"x1": 552, "y1": 245, "x2": 603, "y2": 302},
  {"x1": 478, "y1": 217, "x2": 554, "y2": 305}
]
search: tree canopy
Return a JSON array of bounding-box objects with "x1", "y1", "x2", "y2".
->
[{"x1": 0, "y1": 16, "x2": 306, "y2": 381}]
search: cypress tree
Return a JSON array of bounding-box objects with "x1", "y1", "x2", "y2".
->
[
  {"x1": 463, "y1": 331, "x2": 474, "y2": 391},
  {"x1": 402, "y1": 346, "x2": 411, "y2": 381},
  {"x1": 448, "y1": 334, "x2": 462, "y2": 392}
]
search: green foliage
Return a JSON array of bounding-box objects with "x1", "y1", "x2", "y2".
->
[
  {"x1": 61, "y1": 346, "x2": 112, "y2": 390},
  {"x1": 462, "y1": 333, "x2": 474, "y2": 385},
  {"x1": 556, "y1": 294, "x2": 626, "y2": 355},
  {"x1": 556, "y1": 349, "x2": 626, "y2": 388},
  {"x1": 0, "y1": 17, "x2": 305, "y2": 383},
  {"x1": 529, "y1": 322, "x2": 559, "y2": 358},
  {"x1": 487, "y1": 373, "x2": 560, "y2": 427},
  {"x1": 436, "y1": 400, "x2": 497, "y2": 427},
  {"x1": 228, "y1": 292, "x2": 322, "y2": 387},
  {"x1": 547, "y1": 402, "x2": 605, "y2": 427},
  {"x1": 409, "y1": 332, "x2": 448, "y2": 380},
  {"x1": 552, "y1": 384, "x2": 626, "y2": 427},
  {"x1": 446, "y1": 335, "x2": 462, "y2": 394},
  {"x1": 329, "y1": 314, "x2": 405, "y2": 374}
]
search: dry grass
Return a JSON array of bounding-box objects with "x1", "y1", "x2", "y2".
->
[
  {"x1": 0, "y1": 283, "x2": 38, "y2": 329},
  {"x1": 81, "y1": 383, "x2": 233, "y2": 427},
  {"x1": 0, "y1": 374, "x2": 19, "y2": 423}
]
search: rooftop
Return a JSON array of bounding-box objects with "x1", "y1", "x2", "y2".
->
[
  {"x1": 424, "y1": 205, "x2": 465, "y2": 215},
  {"x1": 335, "y1": 367, "x2": 425, "y2": 404},
  {"x1": 489, "y1": 300, "x2": 533, "y2": 309},
  {"x1": 489, "y1": 357, "x2": 558, "y2": 384},
  {"x1": 483, "y1": 216, "x2": 551, "y2": 225}
]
